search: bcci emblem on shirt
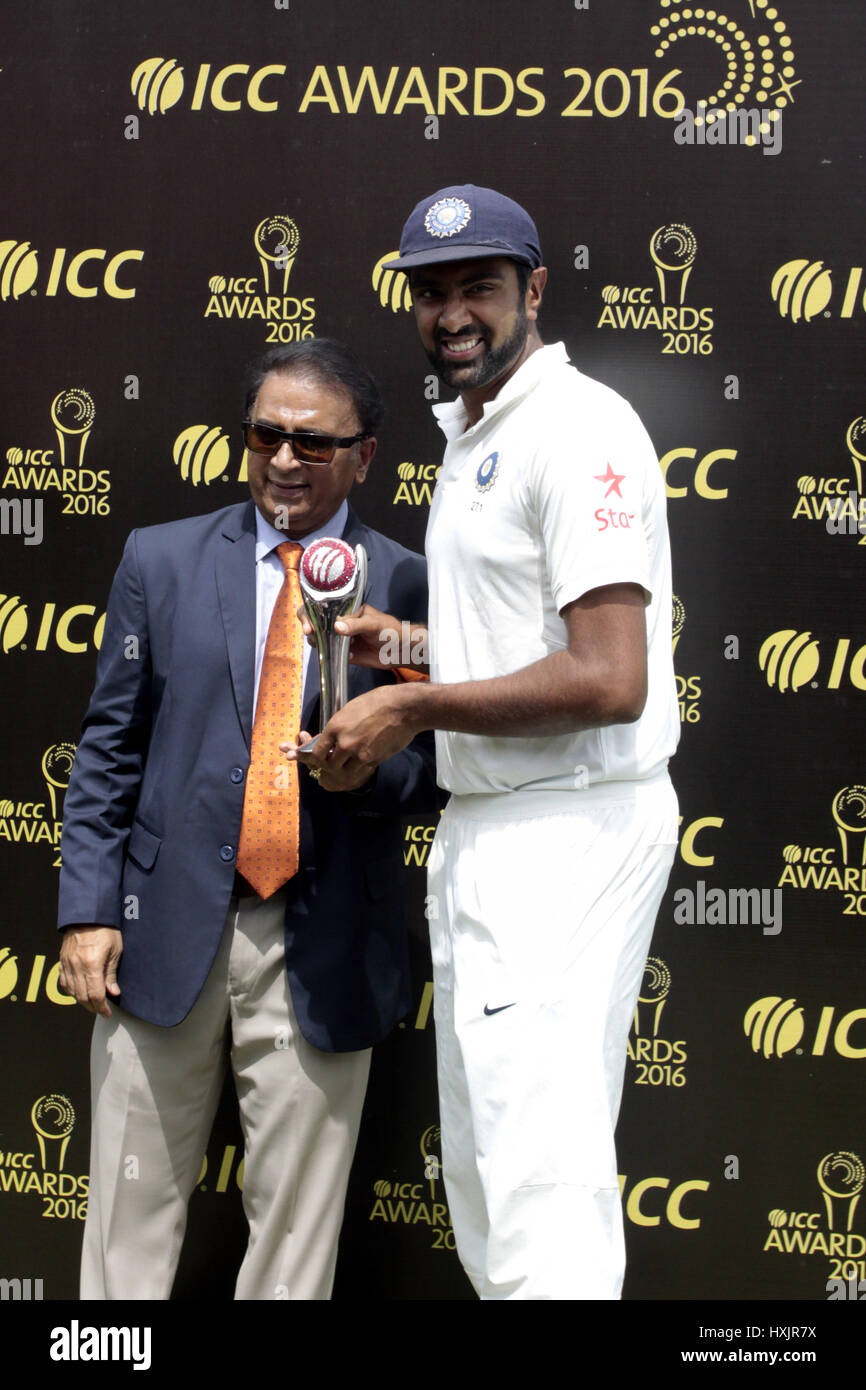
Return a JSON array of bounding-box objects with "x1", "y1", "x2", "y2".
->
[{"x1": 475, "y1": 451, "x2": 500, "y2": 493}]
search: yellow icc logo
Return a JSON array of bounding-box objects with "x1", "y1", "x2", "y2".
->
[
  {"x1": 775, "y1": 786, "x2": 866, "y2": 911},
  {"x1": 369, "y1": 1124, "x2": 455, "y2": 1251},
  {"x1": 0, "y1": 1095, "x2": 88, "y2": 1219},
  {"x1": 763, "y1": 1151, "x2": 864, "y2": 1276},
  {"x1": 661, "y1": 444, "x2": 738, "y2": 501},
  {"x1": 3, "y1": 389, "x2": 110, "y2": 519},
  {"x1": 772, "y1": 261, "x2": 866, "y2": 323},
  {"x1": 791, "y1": 416, "x2": 866, "y2": 544},
  {"x1": 672, "y1": 594, "x2": 701, "y2": 725},
  {"x1": 172, "y1": 425, "x2": 233, "y2": 488},
  {"x1": 131, "y1": 58, "x2": 286, "y2": 115},
  {"x1": 744, "y1": 994, "x2": 866, "y2": 1060},
  {"x1": 598, "y1": 223, "x2": 714, "y2": 356},
  {"x1": 759, "y1": 631, "x2": 866, "y2": 693},
  {"x1": 372, "y1": 253, "x2": 412, "y2": 314},
  {"x1": 0, "y1": 742, "x2": 75, "y2": 870},
  {"x1": 0, "y1": 240, "x2": 143, "y2": 301},
  {"x1": 627, "y1": 956, "x2": 688, "y2": 1088},
  {"x1": 0, "y1": 594, "x2": 105, "y2": 654},
  {"x1": 392, "y1": 459, "x2": 441, "y2": 509},
  {"x1": 295, "y1": 0, "x2": 795, "y2": 134},
  {"x1": 203, "y1": 215, "x2": 316, "y2": 342}
]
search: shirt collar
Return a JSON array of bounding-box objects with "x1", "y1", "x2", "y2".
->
[
  {"x1": 254, "y1": 498, "x2": 349, "y2": 561},
  {"x1": 432, "y1": 342, "x2": 570, "y2": 441}
]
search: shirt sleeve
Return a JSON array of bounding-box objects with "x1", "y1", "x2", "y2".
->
[{"x1": 525, "y1": 397, "x2": 656, "y2": 614}]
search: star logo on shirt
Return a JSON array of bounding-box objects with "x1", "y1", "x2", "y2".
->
[{"x1": 594, "y1": 462, "x2": 626, "y2": 499}]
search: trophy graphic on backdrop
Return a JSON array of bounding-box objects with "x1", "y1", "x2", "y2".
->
[{"x1": 297, "y1": 537, "x2": 367, "y2": 760}]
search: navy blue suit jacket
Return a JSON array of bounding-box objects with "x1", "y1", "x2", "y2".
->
[{"x1": 57, "y1": 501, "x2": 437, "y2": 1051}]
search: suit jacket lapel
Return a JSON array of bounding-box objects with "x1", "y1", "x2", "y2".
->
[{"x1": 215, "y1": 502, "x2": 257, "y2": 749}]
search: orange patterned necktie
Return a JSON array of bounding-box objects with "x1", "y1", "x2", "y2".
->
[{"x1": 236, "y1": 541, "x2": 304, "y2": 898}]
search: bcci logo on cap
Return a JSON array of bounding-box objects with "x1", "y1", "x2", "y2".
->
[{"x1": 424, "y1": 197, "x2": 471, "y2": 239}]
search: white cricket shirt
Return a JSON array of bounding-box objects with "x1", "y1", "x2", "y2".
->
[{"x1": 425, "y1": 342, "x2": 679, "y2": 795}]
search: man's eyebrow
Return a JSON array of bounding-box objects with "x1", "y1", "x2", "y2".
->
[
  {"x1": 412, "y1": 269, "x2": 506, "y2": 290},
  {"x1": 252, "y1": 419, "x2": 334, "y2": 436}
]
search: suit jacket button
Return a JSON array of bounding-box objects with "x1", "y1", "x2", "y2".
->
[
  {"x1": 219, "y1": 844, "x2": 235, "y2": 862},
  {"x1": 230, "y1": 767, "x2": 245, "y2": 783}
]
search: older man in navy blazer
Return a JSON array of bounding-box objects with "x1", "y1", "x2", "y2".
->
[{"x1": 58, "y1": 339, "x2": 436, "y2": 1300}]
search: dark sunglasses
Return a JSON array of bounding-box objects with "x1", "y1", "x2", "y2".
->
[{"x1": 242, "y1": 419, "x2": 368, "y2": 465}]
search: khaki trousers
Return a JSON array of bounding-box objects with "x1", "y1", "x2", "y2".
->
[{"x1": 81, "y1": 892, "x2": 371, "y2": 1300}]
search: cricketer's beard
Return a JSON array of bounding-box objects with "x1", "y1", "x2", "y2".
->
[{"x1": 427, "y1": 301, "x2": 529, "y2": 391}]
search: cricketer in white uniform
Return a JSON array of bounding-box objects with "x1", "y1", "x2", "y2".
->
[{"x1": 296, "y1": 186, "x2": 680, "y2": 1300}]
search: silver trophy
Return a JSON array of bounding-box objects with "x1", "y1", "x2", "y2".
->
[{"x1": 297, "y1": 537, "x2": 367, "y2": 757}]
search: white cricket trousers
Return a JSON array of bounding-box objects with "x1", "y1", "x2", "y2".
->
[{"x1": 427, "y1": 774, "x2": 678, "y2": 1300}]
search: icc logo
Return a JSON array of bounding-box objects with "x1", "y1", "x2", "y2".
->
[
  {"x1": 372, "y1": 253, "x2": 412, "y2": 313},
  {"x1": 744, "y1": 997, "x2": 866, "y2": 1060},
  {"x1": 172, "y1": 426, "x2": 232, "y2": 487},
  {"x1": 817, "y1": 1152, "x2": 864, "y2": 1233},
  {"x1": 420, "y1": 1125, "x2": 442, "y2": 1193},
  {"x1": 0, "y1": 596, "x2": 105, "y2": 653},
  {"x1": 0, "y1": 241, "x2": 143, "y2": 301},
  {"x1": 633, "y1": 956, "x2": 670, "y2": 1037},
  {"x1": 50, "y1": 389, "x2": 95, "y2": 470},
  {"x1": 833, "y1": 786, "x2": 866, "y2": 866},
  {"x1": 649, "y1": 224, "x2": 697, "y2": 305},
  {"x1": 744, "y1": 996, "x2": 804, "y2": 1058},
  {"x1": 671, "y1": 595, "x2": 685, "y2": 655},
  {"x1": 772, "y1": 260, "x2": 866, "y2": 322},
  {"x1": 253, "y1": 216, "x2": 299, "y2": 295},
  {"x1": 661, "y1": 446, "x2": 737, "y2": 500},
  {"x1": 30, "y1": 1095, "x2": 75, "y2": 1172},
  {"x1": 392, "y1": 460, "x2": 440, "y2": 507},
  {"x1": 759, "y1": 629, "x2": 820, "y2": 692},
  {"x1": 131, "y1": 59, "x2": 286, "y2": 114},
  {"x1": 42, "y1": 742, "x2": 75, "y2": 819},
  {"x1": 759, "y1": 631, "x2": 866, "y2": 692}
]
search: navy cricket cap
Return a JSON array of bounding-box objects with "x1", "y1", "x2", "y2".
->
[{"x1": 383, "y1": 185, "x2": 542, "y2": 272}]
